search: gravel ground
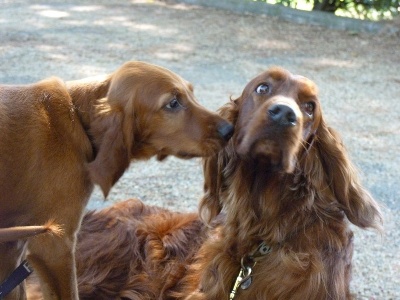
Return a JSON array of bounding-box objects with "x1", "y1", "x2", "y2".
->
[{"x1": 0, "y1": 0, "x2": 399, "y2": 298}]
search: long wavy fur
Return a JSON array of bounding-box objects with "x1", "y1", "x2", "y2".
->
[{"x1": 49, "y1": 67, "x2": 382, "y2": 300}]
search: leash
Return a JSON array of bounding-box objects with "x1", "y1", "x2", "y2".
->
[
  {"x1": 0, "y1": 260, "x2": 33, "y2": 299},
  {"x1": 229, "y1": 241, "x2": 272, "y2": 299}
]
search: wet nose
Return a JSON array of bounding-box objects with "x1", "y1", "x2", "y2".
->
[
  {"x1": 268, "y1": 104, "x2": 297, "y2": 126},
  {"x1": 217, "y1": 121, "x2": 234, "y2": 141}
]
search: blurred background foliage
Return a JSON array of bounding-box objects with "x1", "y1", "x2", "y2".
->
[{"x1": 254, "y1": 0, "x2": 399, "y2": 20}]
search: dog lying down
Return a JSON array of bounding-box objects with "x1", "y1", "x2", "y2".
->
[
  {"x1": 24, "y1": 198, "x2": 207, "y2": 300},
  {"x1": 26, "y1": 66, "x2": 381, "y2": 300}
]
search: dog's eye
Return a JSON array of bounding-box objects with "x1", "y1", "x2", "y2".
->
[
  {"x1": 256, "y1": 83, "x2": 270, "y2": 94},
  {"x1": 302, "y1": 102, "x2": 315, "y2": 116},
  {"x1": 165, "y1": 98, "x2": 182, "y2": 110}
]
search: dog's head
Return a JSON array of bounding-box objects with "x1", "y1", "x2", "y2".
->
[
  {"x1": 232, "y1": 66, "x2": 320, "y2": 172},
  {"x1": 86, "y1": 61, "x2": 233, "y2": 197},
  {"x1": 200, "y1": 67, "x2": 382, "y2": 231}
]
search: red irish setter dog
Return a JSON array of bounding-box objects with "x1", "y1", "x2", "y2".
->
[
  {"x1": 28, "y1": 67, "x2": 381, "y2": 299},
  {"x1": 0, "y1": 61, "x2": 233, "y2": 300}
]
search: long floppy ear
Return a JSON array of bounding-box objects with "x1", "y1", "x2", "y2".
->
[
  {"x1": 87, "y1": 101, "x2": 131, "y2": 198},
  {"x1": 199, "y1": 153, "x2": 223, "y2": 225},
  {"x1": 199, "y1": 100, "x2": 239, "y2": 225},
  {"x1": 314, "y1": 120, "x2": 382, "y2": 230}
]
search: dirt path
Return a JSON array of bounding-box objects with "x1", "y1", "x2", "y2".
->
[{"x1": 1, "y1": 0, "x2": 399, "y2": 298}]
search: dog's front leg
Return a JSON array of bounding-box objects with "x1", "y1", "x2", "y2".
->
[{"x1": 27, "y1": 233, "x2": 78, "y2": 300}]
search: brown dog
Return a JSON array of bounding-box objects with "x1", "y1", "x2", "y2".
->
[
  {"x1": 25, "y1": 198, "x2": 210, "y2": 300},
  {"x1": 187, "y1": 67, "x2": 382, "y2": 299},
  {"x1": 55, "y1": 67, "x2": 381, "y2": 300},
  {"x1": 0, "y1": 61, "x2": 233, "y2": 300}
]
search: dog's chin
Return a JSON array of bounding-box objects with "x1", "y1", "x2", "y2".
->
[
  {"x1": 237, "y1": 140, "x2": 297, "y2": 173},
  {"x1": 253, "y1": 154, "x2": 297, "y2": 174},
  {"x1": 177, "y1": 140, "x2": 229, "y2": 159},
  {"x1": 175, "y1": 152, "x2": 198, "y2": 159},
  {"x1": 156, "y1": 153, "x2": 169, "y2": 161},
  {"x1": 157, "y1": 142, "x2": 224, "y2": 160},
  {"x1": 156, "y1": 151, "x2": 196, "y2": 160}
]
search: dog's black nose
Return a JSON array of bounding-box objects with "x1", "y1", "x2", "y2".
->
[
  {"x1": 217, "y1": 121, "x2": 234, "y2": 141},
  {"x1": 268, "y1": 104, "x2": 297, "y2": 126}
]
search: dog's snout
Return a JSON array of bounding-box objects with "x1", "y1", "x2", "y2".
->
[
  {"x1": 217, "y1": 121, "x2": 234, "y2": 141},
  {"x1": 268, "y1": 104, "x2": 297, "y2": 126}
]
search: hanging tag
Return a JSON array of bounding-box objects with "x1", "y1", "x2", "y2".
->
[{"x1": 240, "y1": 275, "x2": 252, "y2": 290}]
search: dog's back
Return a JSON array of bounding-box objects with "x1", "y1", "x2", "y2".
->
[
  {"x1": 0, "y1": 78, "x2": 94, "y2": 299},
  {"x1": 0, "y1": 78, "x2": 93, "y2": 226},
  {"x1": 75, "y1": 199, "x2": 206, "y2": 299}
]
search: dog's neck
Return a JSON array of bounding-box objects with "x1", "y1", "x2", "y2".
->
[
  {"x1": 66, "y1": 74, "x2": 112, "y2": 131},
  {"x1": 221, "y1": 158, "x2": 316, "y2": 256}
]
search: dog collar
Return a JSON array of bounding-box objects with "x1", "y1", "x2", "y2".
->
[
  {"x1": 229, "y1": 241, "x2": 272, "y2": 300},
  {"x1": 0, "y1": 260, "x2": 33, "y2": 298}
]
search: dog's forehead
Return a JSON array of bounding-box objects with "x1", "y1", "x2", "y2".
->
[
  {"x1": 173, "y1": 77, "x2": 194, "y2": 93},
  {"x1": 291, "y1": 74, "x2": 318, "y2": 98},
  {"x1": 244, "y1": 67, "x2": 289, "y2": 93},
  {"x1": 253, "y1": 67, "x2": 289, "y2": 83},
  {"x1": 248, "y1": 68, "x2": 318, "y2": 98},
  {"x1": 152, "y1": 66, "x2": 194, "y2": 94},
  {"x1": 119, "y1": 61, "x2": 193, "y2": 91}
]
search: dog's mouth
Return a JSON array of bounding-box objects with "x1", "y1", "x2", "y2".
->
[
  {"x1": 156, "y1": 151, "x2": 197, "y2": 161},
  {"x1": 176, "y1": 152, "x2": 198, "y2": 159},
  {"x1": 234, "y1": 98, "x2": 305, "y2": 173},
  {"x1": 235, "y1": 121, "x2": 303, "y2": 174},
  {"x1": 174, "y1": 144, "x2": 222, "y2": 159},
  {"x1": 236, "y1": 137, "x2": 299, "y2": 173},
  {"x1": 155, "y1": 136, "x2": 229, "y2": 161}
]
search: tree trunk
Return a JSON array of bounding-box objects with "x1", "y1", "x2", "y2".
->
[{"x1": 313, "y1": 0, "x2": 337, "y2": 12}]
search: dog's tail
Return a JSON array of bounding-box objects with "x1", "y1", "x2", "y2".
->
[{"x1": 0, "y1": 220, "x2": 63, "y2": 242}]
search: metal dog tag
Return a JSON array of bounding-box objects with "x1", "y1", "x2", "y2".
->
[
  {"x1": 240, "y1": 276, "x2": 252, "y2": 290},
  {"x1": 229, "y1": 266, "x2": 252, "y2": 299}
]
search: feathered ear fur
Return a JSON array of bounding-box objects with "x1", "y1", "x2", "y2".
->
[
  {"x1": 87, "y1": 100, "x2": 131, "y2": 198},
  {"x1": 312, "y1": 120, "x2": 382, "y2": 230},
  {"x1": 199, "y1": 100, "x2": 239, "y2": 225},
  {"x1": 199, "y1": 153, "x2": 223, "y2": 225}
]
